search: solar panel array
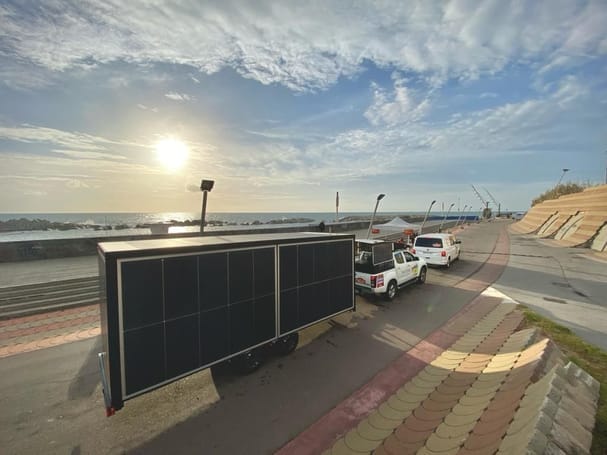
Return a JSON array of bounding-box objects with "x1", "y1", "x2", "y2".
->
[{"x1": 117, "y1": 239, "x2": 353, "y2": 397}]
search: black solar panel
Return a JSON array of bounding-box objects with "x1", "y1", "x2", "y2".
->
[{"x1": 100, "y1": 233, "x2": 354, "y2": 411}]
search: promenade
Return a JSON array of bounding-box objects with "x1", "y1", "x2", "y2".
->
[{"x1": 0, "y1": 220, "x2": 604, "y2": 454}]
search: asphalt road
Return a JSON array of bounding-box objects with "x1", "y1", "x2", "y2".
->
[
  {"x1": 0, "y1": 221, "x2": 501, "y2": 455},
  {"x1": 494, "y1": 232, "x2": 607, "y2": 350}
]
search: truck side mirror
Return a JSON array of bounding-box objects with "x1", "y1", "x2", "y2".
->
[{"x1": 455, "y1": 240, "x2": 461, "y2": 244}]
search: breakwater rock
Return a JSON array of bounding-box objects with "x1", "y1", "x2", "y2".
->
[{"x1": 0, "y1": 218, "x2": 113, "y2": 232}]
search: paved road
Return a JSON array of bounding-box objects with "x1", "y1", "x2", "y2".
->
[
  {"x1": 0, "y1": 221, "x2": 499, "y2": 455},
  {"x1": 494, "y1": 231, "x2": 607, "y2": 350}
]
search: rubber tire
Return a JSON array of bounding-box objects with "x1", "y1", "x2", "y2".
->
[
  {"x1": 417, "y1": 267, "x2": 427, "y2": 284},
  {"x1": 384, "y1": 280, "x2": 398, "y2": 301},
  {"x1": 234, "y1": 349, "x2": 262, "y2": 375},
  {"x1": 445, "y1": 257, "x2": 451, "y2": 269},
  {"x1": 274, "y1": 332, "x2": 299, "y2": 356}
]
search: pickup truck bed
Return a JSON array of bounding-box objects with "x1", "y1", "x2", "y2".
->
[{"x1": 355, "y1": 241, "x2": 427, "y2": 300}]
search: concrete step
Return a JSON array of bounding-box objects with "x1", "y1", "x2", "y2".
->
[
  {"x1": 0, "y1": 277, "x2": 100, "y2": 320},
  {"x1": 0, "y1": 276, "x2": 99, "y2": 296},
  {"x1": 0, "y1": 283, "x2": 99, "y2": 305},
  {"x1": 0, "y1": 297, "x2": 100, "y2": 320}
]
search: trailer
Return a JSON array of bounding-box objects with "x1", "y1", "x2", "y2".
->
[{"x1": 97, "y1": 232, "x2": 355, "y2": 415}]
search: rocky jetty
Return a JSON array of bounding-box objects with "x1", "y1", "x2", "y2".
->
[{"x1": 0, "y1": 216, "x2": 318, "y2": 233}]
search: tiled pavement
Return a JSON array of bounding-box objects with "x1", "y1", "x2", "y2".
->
[
  {"x1": 316, "y1": 299, "x2": 599, "y2": 455},
  {"x1": 0, "y1": 304, "x2": 99, "y2": 358},
  {"x1": 278, "y1": 227, "x2": 600, "y2": 454}
]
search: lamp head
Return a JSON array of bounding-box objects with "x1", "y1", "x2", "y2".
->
[
  {"x1": 200, "y1": 179, "x2": 215, "y2": 192},
  {"x1": 377, "y1": 193, "x2": 385, "y2": 201}
]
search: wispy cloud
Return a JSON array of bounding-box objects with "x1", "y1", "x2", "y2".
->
[
  {"x1": 164, "y1": 92, "x2": 193, "y2": 101},
  {"x1": 0, "y1": 124, "x2": 145, "y2": 150},
  {"x1": 137, "y1": 103, "x2": 159, "y2": 112},
  {"x1": 50, "y1": 149, "x2": 127, "y2": 161}
]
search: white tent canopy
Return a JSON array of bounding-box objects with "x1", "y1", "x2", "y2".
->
[{"x1": 372, "y1": 217, "x2": 421, "y2": 233}]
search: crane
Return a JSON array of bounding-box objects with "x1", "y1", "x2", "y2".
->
[
  {"x1": 483, "y1": 187, "x2": 501, "y2": 217},
  {"x1": 471, "y1": 184, "x2": 492, "y2": 219}
]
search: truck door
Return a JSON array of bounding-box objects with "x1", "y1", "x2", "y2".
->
[
  {"x1": 404, "y1": 251, "x2": 420, "y2": 279},
  {"x1": 393, "y1": 252, "x2": 411, "y2": 284}
]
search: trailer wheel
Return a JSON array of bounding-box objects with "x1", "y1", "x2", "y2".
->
[
  {"x1": 384, "y1": 280, "x2": 398, "y2": 301},
  {"x1": 274, "y1": 333, "x2": 299, "y2": 356},
  {"x1": 234, "y1": 349, "x2": 262, "y2": 375}
]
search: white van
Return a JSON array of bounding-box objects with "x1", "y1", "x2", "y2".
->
[{"x1": 412, "y1": 233, "x2": 461, "y2": 268}]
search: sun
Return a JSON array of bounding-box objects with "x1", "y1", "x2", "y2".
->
[{"x1": 155, "y1": 138, "x2": 188, "y2": 170}]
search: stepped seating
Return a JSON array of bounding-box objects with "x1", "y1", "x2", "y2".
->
[
  {"x1": 509, "y1": 203, "x2": 558, "y2": 234},
  {"x1": 322, "y1": 303, "x2": 599, "y2": 455},
  {"x1": 536, "y1": 210, "x2": 576, "y2": 238},
  {"x1": 591, "y1": 222, "x2": 607, "y2": 251},
  {"x1": 512, "y1": 185, "x2": 607, "y2": 249}
]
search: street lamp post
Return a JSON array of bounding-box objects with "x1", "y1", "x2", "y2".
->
[
  {"x1": 439, "y1": 202, "x2": 455, "y2": 232},
  {"x1": 199, "y1": 179, "x2": 215, "y2": 233},
  {"x1": 420, "y1": 200, "x2": 436, "y2": 234},
  {"x1": 556, "y1": 168, "x2": 570, "y2": 187},
  {"x1": 366, "y1": 193, "x2": 386, "y2": 239},
  {"x1": 456, "y1": 204, "x2": 468, "y2": 227}
]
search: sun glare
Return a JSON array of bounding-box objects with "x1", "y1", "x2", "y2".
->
[{"x1": 155, "y1": 138, "x2": 188, "y2": 170}]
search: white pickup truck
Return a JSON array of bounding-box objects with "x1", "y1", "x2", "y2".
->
[{"x1": 354, "y1": 240, "x2": 427, "y2": 301}]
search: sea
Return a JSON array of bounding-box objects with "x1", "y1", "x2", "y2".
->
[{"x1": 0, "y1": 211, "x2": 479, "y2": 242}]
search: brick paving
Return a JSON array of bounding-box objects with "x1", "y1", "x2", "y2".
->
[
  {"x1": 0, "y1": 304, "x2": 100, "y2": 358},
  {"x1": 277, "y1": 224, "x2": 600, "y2": 454},
  {"x1": 277, "y1": 226, "x2": 512, "y2": 455}
]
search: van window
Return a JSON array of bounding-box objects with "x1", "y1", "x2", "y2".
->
[{"x1": 415, "y1": 237, "x2": 443, "y2": 248}]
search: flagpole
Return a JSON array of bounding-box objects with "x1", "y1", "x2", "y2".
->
[{"x1": 335, "y1": 191, "x2": 339, "y2": 222}]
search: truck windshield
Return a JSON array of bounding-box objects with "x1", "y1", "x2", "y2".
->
[{"x1": 416, "y1": 237, "x2": 443, "y2": 248}]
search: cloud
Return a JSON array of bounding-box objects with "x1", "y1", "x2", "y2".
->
[
  {"x1": 0, "y1": 124, "x2": 145, "y2": 150},
  {"x1": 1, "y1": 174, "x2": 92, "y2": 190},
  {"x1": 364, "y1": 77, "x2": 431, "y2": 126},
  {"x1": 137, "y1": 104, "x2": 159, "y2": 112},
  {"x1": 212, "y1": 73, "x2": 595, "y2": 191},
  {"x1": 66, "y1": 179, "x2": 89, "y2": 189},
  {"x1": 1, "y1": 1, "x2": 605, "y2": 91},
  {"x1": 50, "y1": 149, "x2": 127, "y2": 161},
  {"x1": 164, "y1": 92, "x2": 193, "y2": 101}
]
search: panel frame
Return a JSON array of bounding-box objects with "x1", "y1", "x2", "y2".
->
[{"x1": 99, "y1": 233, "x2": 355, "y2": 410}]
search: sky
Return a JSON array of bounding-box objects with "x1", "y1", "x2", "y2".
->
[{"x1": 0, "y1": 0, "x2": 606, "y2": 214}]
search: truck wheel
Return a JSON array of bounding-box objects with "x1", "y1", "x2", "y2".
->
[
  {"x1": 417, "y1": 267, "x2": 427, "y2": 284},
  {"x1": 234, "y1": 349, "x2": 262, "y2": 375},
  {"x1": 274, "y1": 333, "x2": 299, "y2": 356},
  {"x1": 384, "y1": 280, "x2": 398, "y2": 301},
  {"x1": 445, "y1": 258, "x2": 451, "y2": 269}
]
